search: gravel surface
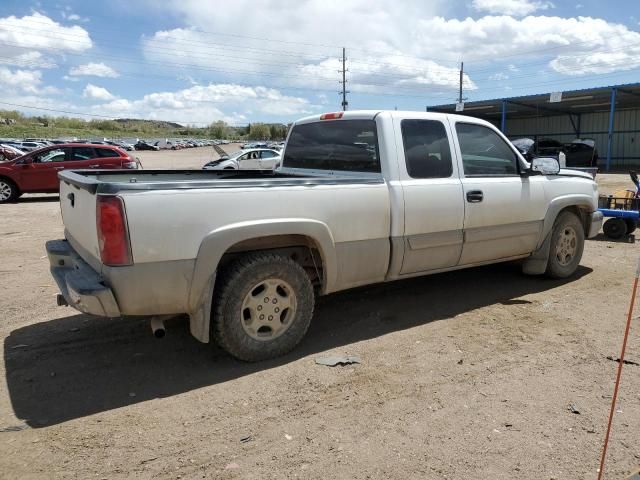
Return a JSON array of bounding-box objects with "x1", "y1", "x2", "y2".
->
[{"x1": 1, "y1": 153, "x2": 639, "y2": 479}]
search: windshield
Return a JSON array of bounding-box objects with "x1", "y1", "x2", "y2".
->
[{"x1": 283, "y1": 119, "x2": 380, "y2": 172}]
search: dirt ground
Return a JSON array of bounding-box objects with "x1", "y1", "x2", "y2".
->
[{"x1": 1, "y1": 149, "x2": 639, "y2": 479}]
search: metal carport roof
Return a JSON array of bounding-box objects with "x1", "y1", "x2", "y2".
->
[{"x1": 428, "y1": 82, "x2": 640, "y2": 170}]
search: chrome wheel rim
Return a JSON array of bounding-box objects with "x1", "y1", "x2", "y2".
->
[
  {"x1": 0, "y1": 181, "x2": 12, "y2": 201},
  {"x1": 556, "y1": 226, "x2": 577, "y2": 266},
  {"x1": 240, "y1": 278, "x2": 297, "y2": 341}
]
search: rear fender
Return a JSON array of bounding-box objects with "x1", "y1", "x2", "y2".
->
[{"x1": 188, "y1": 218, "x2": 336, "y2": 342}]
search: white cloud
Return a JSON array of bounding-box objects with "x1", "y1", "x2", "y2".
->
[
  {"x1": 144, "y1": 1, "x2": 640, "y2": 98},
  {"x1": 0, "y1": 67, "x2": 43, "y2": 93},
  {"x1": 69, "y1": 62, "x2": 119, "y2": 78},
  {"x1": 471, "y1": 0, "x2": 554, "y2": 16},
  {"x1": 0, "y1": 12, "x2": 92, "y2": 68},
  {"x1": 415, "y1": 15, "x2": 640, "y2": 75},
  {"x1": 0, "y1": 66, "x2": 61, "y2": 96},
  {"x1": 83, "y1": 83, "x2": 115, "y2": 101},
  {"x1": 93, "y1": 83, "x2": 313, "y2": 124},
  {"x1": 489, "y1": 72, "x2": 509, "y2": 81},
  {"x1": 0, "y1": 50, "x2": 56, "y2": 69},
  {"x1": 142, "y1": 1, "x2": 464, "y2": 94}
]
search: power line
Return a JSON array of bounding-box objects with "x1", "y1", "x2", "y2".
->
[{"x1": 4, "y1": 15, "x2": 462, "y2": 66}]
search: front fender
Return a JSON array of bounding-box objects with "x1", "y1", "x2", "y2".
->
[
  {"x1": 539, "y1": 194, "x2": 596, "y2": 247},
  {"x1": 187, "y1": 218, "x2": 336, "y2": 342}
]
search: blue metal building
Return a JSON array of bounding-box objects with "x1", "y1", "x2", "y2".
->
[{"x1": 428, "y1": 82, "x2": 640, "y2": 171}]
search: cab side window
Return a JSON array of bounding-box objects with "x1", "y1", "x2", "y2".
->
[
  {"x1": 401, "y1": 119, "x2": 453, "y2": 178},
  {"x1": 455, "y1": 123, "x2": 518, "y2": 176}
]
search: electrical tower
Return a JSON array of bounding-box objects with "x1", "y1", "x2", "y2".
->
[{"x1": 339, "y1": 47, "x2": 349, "y2": 111}]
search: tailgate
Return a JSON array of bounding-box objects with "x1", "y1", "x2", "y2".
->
[{"x1": 59, "y1": 180, "x2": 101, "y2": 269}]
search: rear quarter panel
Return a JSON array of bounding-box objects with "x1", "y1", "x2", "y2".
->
[{"x1": 121, "y1": 182, "x2": 392, "y2": 291}]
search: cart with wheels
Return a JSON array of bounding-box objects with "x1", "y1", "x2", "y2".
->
[{"x1": 598, "y1": 171, "x2": 640, "y2": 239}]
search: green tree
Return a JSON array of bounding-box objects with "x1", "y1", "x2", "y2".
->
[
  {"x1": 248, "y1": 123, "x2": 270, "y2": 140},
  {"x1": 209, "y1": 120, "x2": 229, "y2": 139}
]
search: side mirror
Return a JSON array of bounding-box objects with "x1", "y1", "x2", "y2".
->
[{"x1": 531, "y1": 157, "x2": 560, "y2": 175}]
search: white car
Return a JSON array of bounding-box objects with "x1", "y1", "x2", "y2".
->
[{"x1": 202, "y1": 148, "x2": 281, "y2": 171}]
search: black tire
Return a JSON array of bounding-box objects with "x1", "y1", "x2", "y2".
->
[
  {"x1": 545, "y1": 211, "x2": 585, "y2": 279},
  {"x1": 0, "y1": 177, "x2": 19, "y2": 203},
  {"x1": 212, "y1": 252, "x2": 314, "y2": 362},
  {"x1": 624, "y1": 218, "x2": 637, "y2": 235},
  {"x1": 223, "y1": 166, "x2": 235, "y2": 170},
  {"x1": 603, "y1": 218, "x2": 627, "y2": 239}
]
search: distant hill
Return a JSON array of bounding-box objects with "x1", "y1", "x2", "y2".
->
[{"x1": 113, "y1": 118, "x2": 184, "y2": 129}]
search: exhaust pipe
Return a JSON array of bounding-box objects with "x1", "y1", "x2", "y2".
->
[
  {"x1": 150, "y1": 316, "x2": 166, "y2": 339},
  {"x1": 56, "y1": 294, "x2": 68, "y2": 307}
]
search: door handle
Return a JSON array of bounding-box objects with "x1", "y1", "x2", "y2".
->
[
  {"x1": 54, "y1": 166, "x2": 65, "y2": 170},
  {"x1": 89, "y1": 164, "x2": 100, "y2": 168},
  {"x1": 466, "y1": 190, "x2": 484, "y2": 203}
]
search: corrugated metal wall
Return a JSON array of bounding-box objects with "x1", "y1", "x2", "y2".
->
[{"x1": 502, "y1": 108, "x2": 640, "y2": 168}]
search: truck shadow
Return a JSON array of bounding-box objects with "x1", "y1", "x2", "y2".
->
[{"x1": 4, "y1": 262, "x2": 591, "y2": 428}]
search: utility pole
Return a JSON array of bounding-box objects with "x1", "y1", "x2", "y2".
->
[
  {"x1": 458, "y1": 61, "x2": 464, "y2": 104},
  {"x1": 339, "y1": 47, "x2": 349, "y2": 111}
]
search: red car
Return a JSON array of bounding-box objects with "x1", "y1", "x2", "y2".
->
[{"x1": 0, "y1": 144, "x2": 138, "y2": 203}]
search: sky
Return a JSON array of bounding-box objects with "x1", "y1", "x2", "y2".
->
[{"x1": 0, "y1": 0, "x2": 639, "y2": 126}]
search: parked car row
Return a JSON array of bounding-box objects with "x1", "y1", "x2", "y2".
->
[
  {"x1": 511, "y1": 137, "x2": 599, "y2": 169},
  {"x1": 0, "y1": 143, "x2": 139, "y2": 203}
]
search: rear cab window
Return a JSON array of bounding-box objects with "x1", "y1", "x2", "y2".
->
[
  {"x1": 283, "y1": 119, "x2": 380, "y2": 173},
  {"x1": 401, "y1": 119, "x2": 452, "y2": 178}
]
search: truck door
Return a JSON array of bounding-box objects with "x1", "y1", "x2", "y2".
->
[
  {"x1": 451, "y1": 121, "x2": 546, "y2": 265},
  {"x1": 396, "y1": 118, "x2": 465, "y2": 274}
]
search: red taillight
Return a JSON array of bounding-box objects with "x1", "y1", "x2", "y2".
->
[
  {"x1": 320, "y1": 112, "x2": 344, "y2": 120},
  {"x1": 97, "y1": 196, "x2": 132, "y2": 266}
]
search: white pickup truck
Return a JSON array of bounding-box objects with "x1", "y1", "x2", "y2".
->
[{"x1": 46, "y1": 110, "x2": 602, "y2": 361}]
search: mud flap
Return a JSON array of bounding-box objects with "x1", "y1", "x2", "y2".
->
[
  {"x1": 188, "y1": 273, "x2": 215, "y2": 343},
  {"x1": 522, "y1": 232, "x2": 552, "y2": 275}
]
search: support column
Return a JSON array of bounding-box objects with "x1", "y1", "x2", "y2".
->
[
  {"x1": 500, "y1": 99, "x2": 507, "y2": 133},
  {"x1": 606, "y1": 88, "x2": 617, "y2": 172}
]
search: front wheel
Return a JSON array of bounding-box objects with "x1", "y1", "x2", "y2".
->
[
  {"x1": 212, "y1": 253, "x2": 315, "y2": 361},
  {"x1": 546, "y1": 211, "x2": 585, "y2": 279},
  {"x1": 0, "y1": 178, "x2": 19, "y2": 203}
]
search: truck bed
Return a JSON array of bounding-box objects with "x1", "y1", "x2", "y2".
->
[{"x1": 59, "y1": 169, "x2": 384, "y2": 194}]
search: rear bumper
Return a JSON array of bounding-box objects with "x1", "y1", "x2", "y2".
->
[
  {"x1": 46, "y1": 239, "x2": 121, "y2": 317},
  {"x1": 588, "y1": 210, "x2": 604, "y2": 238}
]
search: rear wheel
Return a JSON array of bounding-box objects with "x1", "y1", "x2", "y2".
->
[
  {"x1": 546, "y1": 211, "x2": 585, "y2": 278},
  {"x1": 0, "y1": 178, "x2": 19, "y2": 203},
  {"x1": 212, "y1": 252, "x2": 314, "y2": 361},
  {"x1": 624, "y1": 218, "x2": 637, "y2": 235},
  {"x1": 603, "y1": 218, "x2": 628, "y2": 239}
]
